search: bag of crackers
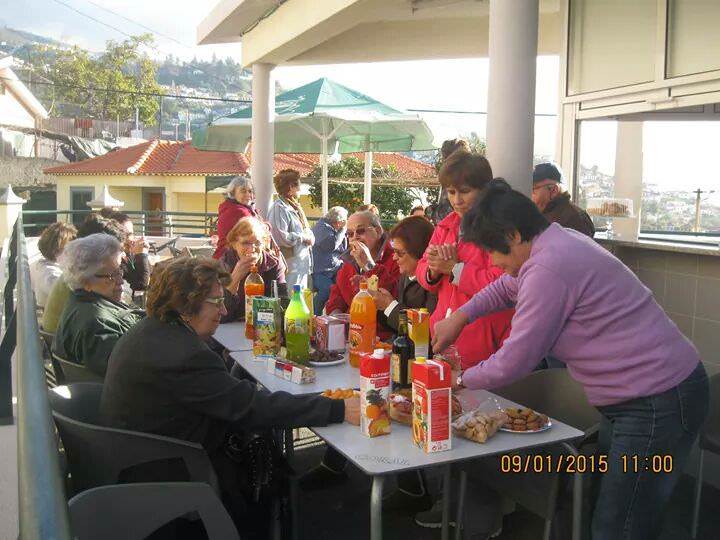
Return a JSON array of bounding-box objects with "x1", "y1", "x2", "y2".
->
[{"x1": 451, "y1": 397, "x2": 509, "y2": 444}]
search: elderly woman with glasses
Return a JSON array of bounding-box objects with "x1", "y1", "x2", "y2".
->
[
  {"x1": 52, "y1": 234, "x2": 144, "y2": 377},
  {"x1": 220, "y1": 216, "x2": 288, "y2": 322},
  {"x1": 100, "y1": 256, "x2": 359, "y2": 536}
]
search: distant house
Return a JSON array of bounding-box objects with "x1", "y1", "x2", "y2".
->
[
  {"x1": 44, "y1": 139, "x2": 437, "y2": 224},
  {"x1": 0, "y1": 56, "x2": 48, "y2": 130},
  {"x1": 44, "y1": 140, "x2": 250, "y2": 228}
]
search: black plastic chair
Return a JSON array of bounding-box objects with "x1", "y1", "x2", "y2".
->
[
  {"x1": 49, "y1": 383, "x2": 219, "y2": 496},
  {"x1": 69, "y1": 482, "x2": 239, "y2": 540},
  {"x1": 39, "y1": 329, "x2": 63, "y2": 386},
  {"x1": 51, "y1": 352, "x2": 103, "y2": 384},
  {"x1": 455, "y1": 369, "x2": 601, "y2": 540},
  {"x1": 691, "y1": 372, "x2": 720, "y2": 538}
]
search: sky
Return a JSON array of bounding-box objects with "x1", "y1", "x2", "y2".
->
[{"x1": 2, "y1": 0, "x2": 718, "y2": 199}]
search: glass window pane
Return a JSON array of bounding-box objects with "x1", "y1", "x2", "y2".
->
[
  {"x1": 568, "y1": 0, "x2": 657, "y2": 95},
  {"x1": 642, "y1": 121, "x2": 720, "y2": 233},
  {"x1": 577, "y1": 120, "x2": 618, "y2": 230},
  {"x1": 667, "y1": 0, "x2": 720, "y2": 77}
]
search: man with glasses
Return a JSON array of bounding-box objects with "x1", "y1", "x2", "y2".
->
[
  {"x1": 325, "y1": 210, "x2": 400, "y2": 335},
  {"x1": 532, "y1": 163, "x2": 595, "y2": 238}
]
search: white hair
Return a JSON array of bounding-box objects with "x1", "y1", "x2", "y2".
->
[
  {"x1": 59, "y1": 234, "x2": 123, "y2": 290},
  {"x1": 353, "y1": 210, "x2": 382, "y2": 230},
  {"x1": 325, "y1": 206, "x2": 348, "y2": 224},
  {"x1": 225, "y1": 176, "x2": 254, "y2": 199}
]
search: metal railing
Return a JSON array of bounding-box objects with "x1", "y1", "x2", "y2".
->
[
  {"x1": 0, "y1": 215, "x2": 72, "y2": 538},
  {"x1": 22, "y1": 209, "x2": 218, "y2": 238}
]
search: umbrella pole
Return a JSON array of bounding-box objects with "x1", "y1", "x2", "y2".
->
[
  {"x1": 321, "y1": 137, "x2": 329, "y2": 214},
  {"x1": 363, "y1": 151, "x2": 373, "y2": 204}
]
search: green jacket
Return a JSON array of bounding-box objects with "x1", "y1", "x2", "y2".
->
[{"x1": 52, "y1": 289, "x2": 144, "y2": 377}]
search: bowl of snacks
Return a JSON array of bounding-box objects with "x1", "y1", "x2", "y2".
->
[
  {"x1": 309, "y1": 349, "x2": 345, "y2": 367},
  {"x1": 500, "y1": 407, "x2": 551, "y2": 433}
]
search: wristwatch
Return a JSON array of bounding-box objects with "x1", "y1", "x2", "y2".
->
[{"x1": 363, "y1": 260, "x2": 376, "y2": 272}]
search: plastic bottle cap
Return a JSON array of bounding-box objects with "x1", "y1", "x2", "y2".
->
[
  {"x1": 415, "y1": 356, "x2": 426, "y2": 364},
  {"x1": 373, "y1": 348, "x2": 386, "y2": 358},
  {"x1": 359, "y1": 281, "x2": 368, "y2": 290},
  {"x1": 292, "y1": 284, "x2": 302, "y2": 292}
]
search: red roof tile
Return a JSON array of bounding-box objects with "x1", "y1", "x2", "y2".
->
[
  {"x1": 45, "y1": 141, "x2": 434, "y2": 180},
  {"x1": 45, "y1": 140, "x2": 250, "y2": 176}
]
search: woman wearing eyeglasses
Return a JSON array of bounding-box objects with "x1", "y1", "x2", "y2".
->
[
  {"x1": 220, "y1": 216, "x2": 288, "y2": 322},
  {"x1": 52, "y1": 233, "x2": 144, "y2": 377},
  {"x1": 368, "y1": 215, "x2": 437, "y2": 332}
]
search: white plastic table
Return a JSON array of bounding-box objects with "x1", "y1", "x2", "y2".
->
[
  {"x1": 230, "y1": 350, "x2": 359, "y2": 394},
  {"x1": 212, "y1": 322, "x2": 253, "y2": 352},
  {"x1": 313, "y1": 390, "x2": 585, "y2": 540}
]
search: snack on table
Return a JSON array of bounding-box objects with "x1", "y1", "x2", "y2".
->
[
  {"x1": 452, "y1": 409, "x2": 509, "y2": 443},
  {"x1": 366, "y1": 275, "x2": 379, "y2": 291},
  {"x1": 388, "y1": 390, "x2": 413, "y2": 425},
  {"x1": 502, "y1": 407, "x2": 550, "y2": 432},
  {"x1": 310, "y1": 349, "x2": 344, "y2": 363},
  {"x1": 322, "y1": 388, "x2": 357, "y2": 399}
]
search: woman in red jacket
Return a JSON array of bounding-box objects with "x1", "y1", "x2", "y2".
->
[
  {"x1": 213, "y1": 176, "x2": 258, "y2": 259},
  {"x1": 415, "y1": 150, "x2": 513, "y2": 370}
]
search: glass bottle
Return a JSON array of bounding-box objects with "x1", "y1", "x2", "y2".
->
[
  {"x1": 391, "y1": 310, "x2": 414, "y2": 392},
  {"x1": 285, "y1": 284, "x2": 311, "y2": 364}
]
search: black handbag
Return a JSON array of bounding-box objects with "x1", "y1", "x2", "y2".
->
[{"x1": 224, "y1": 431, "x2": 287, "y2": 504}]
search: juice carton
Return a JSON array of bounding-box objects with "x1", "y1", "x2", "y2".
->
[
  {"x1": 412, "y1": 358, "x2": 452, "y2": 453},
  {"x1": 359, "y1": 349, "x2": 392, "y2": 437},
  {"x1": 315, "y1": 315, "x2": 347, "y2": 352},
  {"x1": 252, "y1": 297, "x2": 282, "y2": 357},
  {"x1": 408, "y1": 308, "x2": 430, "y2": 359}
]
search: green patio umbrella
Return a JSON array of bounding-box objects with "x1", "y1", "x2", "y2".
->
[{"x1": 193, "y1": 78, "x2": 437, "y2": 212}]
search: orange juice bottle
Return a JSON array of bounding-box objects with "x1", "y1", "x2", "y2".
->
[
  {"x1": 349, "y1": 281, "x2": 377, "y2": 368},
  {"x1": 244, "y1": 265, "x2": 265, "y2": 339}
]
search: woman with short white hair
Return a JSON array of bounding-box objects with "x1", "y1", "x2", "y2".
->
[
  {"x1": 213, "y1": 175, "x2": 257, "y2": 259},
  {"x1": 52, "y1": 233, "x2": 144, "y2": 377},
  {"x1": 310, "y1": 206, "x2": 348, "y2": 314}
]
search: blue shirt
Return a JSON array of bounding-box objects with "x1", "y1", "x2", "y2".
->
[{"x1": 311, "y1": 218, "x2": 347, "y2": 274}]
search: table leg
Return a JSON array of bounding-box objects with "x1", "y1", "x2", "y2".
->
[
  {"x1": 370, "y1": 476, "x2": 385, "y2": 540},
  {"x1": 573, "y1": 467, "x2": 582, "y2": 540},
  {"x1": 442, "y1": 464, "x2": 452, "y2": 540},
  {"x1": 455, "y1": 469, "x2": 467, "y2": 540}
]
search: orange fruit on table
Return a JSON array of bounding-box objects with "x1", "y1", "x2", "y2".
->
[{"x1": 365, "y1": 404, "x2": 382, "y2": 420}]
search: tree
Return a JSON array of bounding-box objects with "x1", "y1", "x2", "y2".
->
[
  {"x1": 29, "y1": 34, "x2": 163, "y2": 125},
  {"x1": 307, "y1": 156, "x2": 430, "y2": 221}
]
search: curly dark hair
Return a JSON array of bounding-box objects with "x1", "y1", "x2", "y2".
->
[
  {"x1": 77, "y1": 213, "x2": 129, "y2": 242},
  {"x1": 146, "y1": 257, "x2": 230, "y2": 322},
  {"x1": 273, "y1": 168, "x2": 301, "y2": 198},
  {"x1": 38, "y1": 222, "x2": 77, "y2": 261}
]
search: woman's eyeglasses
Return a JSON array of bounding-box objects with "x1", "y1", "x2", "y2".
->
[
  {"x1": 392, "y1": 248, "x2": 408, "y2": 258},
  {"x1": 94, "y1": 269, "x2": 124, "y2": 282},
  {"x1": 347, "y1": 226, "x2": 368, "y2": 238},
  {"x1": 205, "y1": 296, "x2": 226, "y2": 306},
  {"x1": 239, "y1": 240, "x2": 263, "y2": 249}
]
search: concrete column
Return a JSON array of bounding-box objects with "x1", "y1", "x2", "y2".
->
[
  {"x1": 486, "y1": 0, "x2": 539, "y2": 196},
  {"x1": 251, "y1": 63, "x2": 276, "y2": 217},
  {"x1": 613, "y1": 121, "x2": 643, "y2": 240},
  {"x1": 0, "y1": 185, "x2": 26, "y2": 244}
]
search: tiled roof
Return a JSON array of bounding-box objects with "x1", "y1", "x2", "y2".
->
[
  {"x1": 45, "y1": 140, "x2": 250, "y2": 176},
  {"x1": 45, "y1": 140, "x2": 435, "y2": 180},
  {"x1": 269, "y1": 152, "x2": 436, "y2": 179}
]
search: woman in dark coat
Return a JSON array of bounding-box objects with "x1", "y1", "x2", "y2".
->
[
  {"x1": 219, "y1": 216, "x2": 288, "y2": 322},
  {"x1": 369, "y1": 215, "x2": 438, "y2": 331},
  {"x1": 100, "y1": 257, "x2": 359, "y2": 537}
]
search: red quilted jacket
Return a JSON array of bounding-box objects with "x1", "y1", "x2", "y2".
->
[{"x1": 416, "y1": 212, "x2": 513, "y2": 369}]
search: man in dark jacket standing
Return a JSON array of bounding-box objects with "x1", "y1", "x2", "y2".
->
[{"x1": 532, "y1": 163, "x2": 595, "y2": 238}]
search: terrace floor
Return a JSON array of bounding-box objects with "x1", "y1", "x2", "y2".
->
[{"x1": 293, "y1": 440, "x2": 720, "y2": 540}]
